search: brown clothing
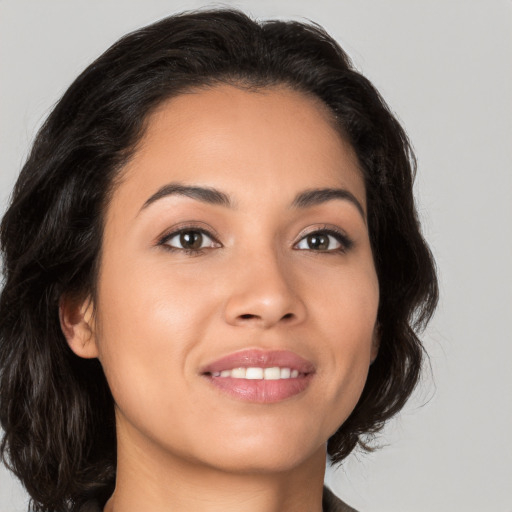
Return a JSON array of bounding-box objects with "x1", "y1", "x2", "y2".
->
[{"x1": 322, "y1": 486, "x2": 359, "y2": 512}]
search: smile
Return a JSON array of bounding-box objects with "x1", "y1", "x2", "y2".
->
[
  {"x1": 201, "y1": 349, "x2": 315, "y2": 403},
  {"x1": 211, "y1": 367, "x2": 301, "y2": 379}
]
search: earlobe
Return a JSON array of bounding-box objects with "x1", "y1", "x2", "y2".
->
[{"x1": 59, "y1": 294, "x2": 99, "y2": 359}]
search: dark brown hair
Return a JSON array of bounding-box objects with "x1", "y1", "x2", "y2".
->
[{"x1": 0, "y1": 8, "x2": 438, "y2": 511}]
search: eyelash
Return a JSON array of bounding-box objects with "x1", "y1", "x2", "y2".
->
[
  {"x1": 157, "y1": 225, "x2": 353, "y2": 256},
  {"x1": 297, "y1": 227, "x2": 354, "y2": 254},
  {"x1": 157, "y1": 225, "x2": 220, "y2": 256}
]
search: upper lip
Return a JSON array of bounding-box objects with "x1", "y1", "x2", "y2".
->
[{"x1": 201, "y1": 349, "x2": 315, "y2": 375}]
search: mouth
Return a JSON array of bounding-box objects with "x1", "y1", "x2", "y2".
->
[
  {"x1": 209, "y1": 366, "x2": 302, "y2": 379},
  {"x1": 201, "y1": 349, "x2": 315, "y2": 403}
]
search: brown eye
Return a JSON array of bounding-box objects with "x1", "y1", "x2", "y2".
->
[
  {"x1": 179, "y1": 231, "x2": 204, "y2": 249},
  {"x1": 162, "y1": 229, "x2": 218, "y2": 252},
  {"x1": 295, "y1": 230, "x2": 345, "y2": 252},
  {"x1": 306, "y1": 233, "x2": 330, "y2": 250}
]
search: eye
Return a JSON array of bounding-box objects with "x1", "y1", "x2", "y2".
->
[
  {"x1": 295, "y1": 229, "x2": 352, "y2": 252},
  {"x1": 160, "y1": 228, "x2": 219, "y2": 253}
]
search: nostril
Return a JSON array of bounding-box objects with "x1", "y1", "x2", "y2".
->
[{"x1": 238, "y1": 312, "x2": 295, "y2": 322}]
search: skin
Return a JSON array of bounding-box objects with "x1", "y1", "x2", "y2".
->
[{"x1": 61, "y1": 85, "x2": 380, "y2": 512}]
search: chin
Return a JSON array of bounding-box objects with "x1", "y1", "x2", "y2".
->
[
  {"x1": 190, "y1": 427, "x2": 327, "y2": 475},
  {"x1": 206, "y1": 448, "x2": 323, "y2": 475}
]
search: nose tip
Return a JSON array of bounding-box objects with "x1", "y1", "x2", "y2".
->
[{"x1": 223, "y1": 264, "x2": 306, "y2": 329}]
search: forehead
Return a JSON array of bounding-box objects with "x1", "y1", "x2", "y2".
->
[{"x1": 113, "y1": 84, "x2": 365, "y2": 216}]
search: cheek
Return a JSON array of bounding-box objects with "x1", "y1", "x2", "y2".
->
[
  {"x1": 311, "y1": 256, "x2": 379, "y2": 342},
  {"x1": 97, "y1": 253, "x2": 217, "y2": 341},
  {"x1": 333, "y1": 273, "x2": 378, "y2": 365},
  {"x1": 92, "y1": 257, "x2": 218, "y2": 415},
  {"x1": 310, "y1": 263, "x2": 379, "y2": 418}
]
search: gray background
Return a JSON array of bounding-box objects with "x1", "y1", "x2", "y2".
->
[{"x1": 1, "y1": 1, "x2": 511, "y2": 511}]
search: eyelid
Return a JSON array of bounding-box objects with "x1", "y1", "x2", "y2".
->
[
  {"x1": 293, "y1": 224, "x2": 354, "y2": 252},
  {"x1": 156, "y1": 221, "x2": 222, "y2": 248}
]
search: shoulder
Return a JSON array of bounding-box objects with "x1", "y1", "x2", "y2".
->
[{"x1": 323, "y1": 485, "x2": 359, "y2": 512}]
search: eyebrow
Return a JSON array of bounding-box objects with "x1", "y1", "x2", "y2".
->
[
  {"x1": 291, "y1": 188, "x2": 366, "y2": 220},
  {"x1": 139, "y1": 182, "x2": 365, "y2": 220},
  {"x1": 140, "y1": 183, "x2": 232, "y2": 212}
]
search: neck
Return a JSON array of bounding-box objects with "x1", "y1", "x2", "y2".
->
[{"x1": 104, "y1": 421, "x2": 327, "y2": 512}]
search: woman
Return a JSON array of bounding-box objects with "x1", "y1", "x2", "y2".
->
[{"x1": 0, "y1": 9, "x2": 438, "y2": 512}]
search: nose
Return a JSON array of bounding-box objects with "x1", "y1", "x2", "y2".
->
[{"x1": 223, "y1": 251, "x2": 307, "y2": 329}]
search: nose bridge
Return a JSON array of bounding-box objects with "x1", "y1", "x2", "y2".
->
[{"x1": 223, "y1": 242, "x2": 305, "y2": 328}]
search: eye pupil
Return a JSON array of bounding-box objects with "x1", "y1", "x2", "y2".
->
[
  {"x1": 180, "y1": 231, "x2": 203, "y2": 249},
  {"x1": 307, "y1": 234, "x2": 329, "y2": 250}
]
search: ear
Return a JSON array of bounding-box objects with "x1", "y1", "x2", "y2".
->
[
  {"x1": 370, "y1": 324, "x2": 380, "y2": 364},
  {"x1": 59, "y1": 294, "x2": 99, "y2": 359}
]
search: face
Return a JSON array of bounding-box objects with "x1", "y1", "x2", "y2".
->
[{"x1": 69, "y1": 85, "x2": 379, "y2": 474}]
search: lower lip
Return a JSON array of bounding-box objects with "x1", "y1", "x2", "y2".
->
[{"x1": 204, "y1": 374, "x2": 313, "y2": 403}]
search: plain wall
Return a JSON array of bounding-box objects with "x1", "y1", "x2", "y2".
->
[{"x1": 1, "y1": 1, "x2": 511, "y2": 511}]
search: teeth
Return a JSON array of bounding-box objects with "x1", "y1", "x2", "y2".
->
[
  {"x1": 280, "y1": 368, "x2": 291, "y2": 379},
  {"x1": 212, "y1": 367, "x2": 301, "y2": 380},
  {"x1": 264, "y1": 367, "x2": 280, "y2": 380},
  {"x1": 231, "y1": 368, "x2": 246, "y2": 378},
  {"x1": 245, "y1": 367, "x2": 263, "y2": 379}
]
